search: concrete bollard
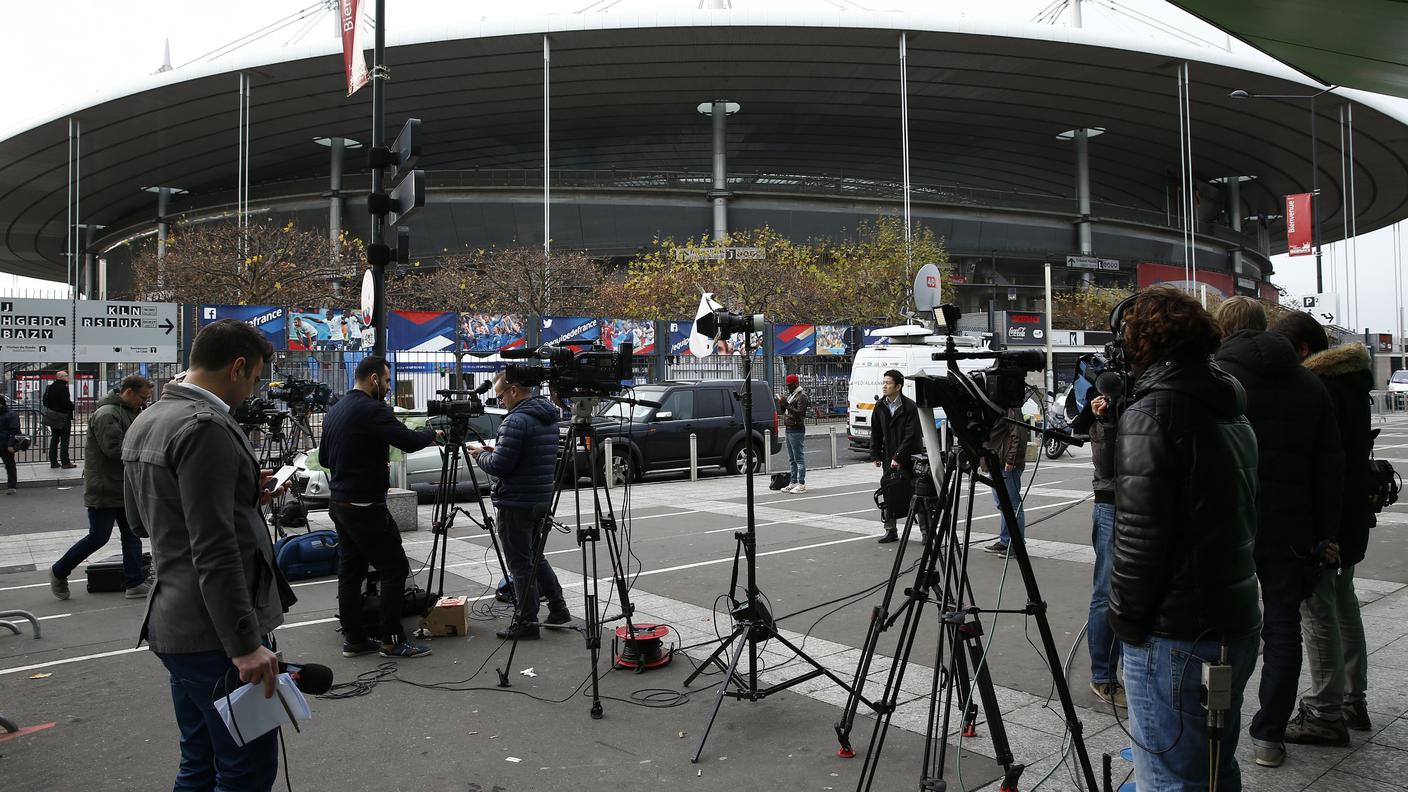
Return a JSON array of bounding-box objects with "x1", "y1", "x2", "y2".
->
[
  {"x1": 603, "y1": 437, "x2": 615, "y2": 488},
  {"x1": 829, "y1": 425, "x2": 838, "y2": 469},
  {"x1": 689, "y1": 433, "x2": 699, "y2": 481}
]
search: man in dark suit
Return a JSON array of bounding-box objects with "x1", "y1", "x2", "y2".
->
[
  {"x1": 42, "y1": 370, "x2": 76, "y2": 469},
  {"x1": 869, "y1": 369, "x2": 922, "y2": 543}
]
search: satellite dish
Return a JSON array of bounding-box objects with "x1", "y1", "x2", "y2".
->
[
  {"x1": 360, "y1": 269, "x2": 375, "y2": 326},
  {"x1": 690, "y1": 292, "x2": 724, "y2": 358},
  {"x1": 913, "y1": 263, "x2": 942, "y2": 313}
]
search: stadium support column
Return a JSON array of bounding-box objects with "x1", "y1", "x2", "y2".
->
[
  {"x1": 157, "y1": 186, "x2": 171, "y2": 286},
  {"x1": 1216, "y1": 175, "x2": 1254, "y2": 276},
  {"x1": 699, "y1": 100, "x2": 739, "y2": 242},
  {"x1": 1075, "y1": 129, "x2": 1092, "y2": 256},
  {"x1": 330, "y1": 137, "x2": 344, "y2": 265}
]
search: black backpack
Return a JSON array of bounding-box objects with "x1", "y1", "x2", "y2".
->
[{"x1": 1369, "y1": 428, "x2": 1401, "y2": 514}]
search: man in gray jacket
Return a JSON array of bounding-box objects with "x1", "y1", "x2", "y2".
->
[
  {"x1": 50, "y1": 375, "x2": 153, "y2": 600},
  {"x1": 123, "y1": 320, "x2": 295, "y2": 792}
]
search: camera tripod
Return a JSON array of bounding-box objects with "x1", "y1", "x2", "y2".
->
[
  {"x1": 682, "y1": 337, "x2": 876, "y2": 762},
  {"x1": 834, "y1": 354, "x2": 1099, "y2": 792},
  {"x1": 495, "y1": 391, "x2": 660, "y2": 720}
]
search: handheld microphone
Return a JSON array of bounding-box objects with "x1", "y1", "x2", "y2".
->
[
  {"x1": 474, "y1": 379, "x2": 493, "y2": 395},
  {"x1": 279, "y1": 661, "x2": 333, "y2": 695},
  {"x1": 1095, "y1": 371, "x2": 1126, "y2": 400}
]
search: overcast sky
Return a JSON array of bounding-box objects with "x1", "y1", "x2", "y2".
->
[{"x1": 3, "y1": 0, "x2": 1403, "y2": 334}]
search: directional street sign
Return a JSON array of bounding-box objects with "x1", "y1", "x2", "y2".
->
[
  {"x1": 0, "y1": 298, "x2": 179, "y2": 362},
  {"x1": 674, "y1": 246, "x2": 765, "y2": 262}
]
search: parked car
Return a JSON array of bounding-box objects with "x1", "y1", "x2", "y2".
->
[
  {"x1": 559, "y1": 379, "x2": 782, "y2": 485},
  {"x1": 299, "y1": 407, "x2": 506, "y2": 506}
]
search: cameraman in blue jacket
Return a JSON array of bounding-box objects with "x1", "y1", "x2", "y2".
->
[{"x1": 470, "y1": 366, "x2": 572, "y2": 640}]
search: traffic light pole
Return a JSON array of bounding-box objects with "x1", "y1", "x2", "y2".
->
[{"x1": 369, "y1": 0, "x2": 388, "y2": 356}]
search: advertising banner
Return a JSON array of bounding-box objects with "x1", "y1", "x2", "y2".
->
[
  {"x1": 720, "y1": 332, "x2": 765, "y2": 356},
  {"x1": 773, "y1": 324, "x2": 816, "y2": 356},
  {"x1": 388, "y1": 311, "x2": 457, "y2": 352},
  {"x1": 341, "y1": 0, "x2": 369, "y2": 96},
  {"x1": 600, "y1": 319, "x2": 656, "y2": 355},
  {"x1": 1003, "y1": 311, "x2": 1047, "y2": 347},
  {"x1": 815, "y1": 325, "x2": 848, "y2": 356},
  {"x1": 667, "y1": 320, "x2": 693, "y2": 356},
  {"x1": 459, "y1": 313, "x2": 527, "y2": 353},
  {"x1": 1286, "y1": 193, "x2": 1313, "y2": 257},
  {"x1": 288, "y1": 309, "x2": 370, "y2": 352},
  {"x1": 541, "y1": 316, "x2": 600, "y2": 348},
  {"x1": 199, "y1": 305, "x2": 286, "y2": 351}
]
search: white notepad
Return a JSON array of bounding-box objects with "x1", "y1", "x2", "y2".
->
[{"x1": 214, "y1": 673, "x2": 312, "y2": 747}]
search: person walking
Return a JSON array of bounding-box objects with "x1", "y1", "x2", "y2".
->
[
  {"x1": 50, "y1": 376, "x2": 155, "y2": 600},
  {"x1": 1, "y1": 395, "x2": 20, "y2": 494},
  {"x1": 779, "y1": 374, "x2": 809, "y2": 493},
  {"x1": 869, "y1": 369, "x2": 922, "y2": 544},
  {"x1": 42, "y1": 370, "x2": 77, "y2": 469}
]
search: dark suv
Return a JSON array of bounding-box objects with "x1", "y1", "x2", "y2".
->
[{"x1": 559, "y1": 379, "x2": 782, "y2": 484}]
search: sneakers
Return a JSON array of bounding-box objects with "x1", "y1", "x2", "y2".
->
[
  {"x1": 779, "y1": 484, "x2": 796, "y2": 493},
  {"x1": 1284, "y1": 704, "x2": 1350, "y2": 747},
  {"x1": 543, "y1": 607, "x2": 574, "y2": 626},
  {"x1": 1090, "y1": 681, "x2": 1128, "y2": 709},
  {"x1": 877, "y1": 529, "x2": 899, "y2": 544},
  {"x1": 790, "y1": 484, "x2": 807, "y2": 494},
  {"x1": 61, "y1": 463, "x2": 78, "y2": 470},
  {"x1": 342, "y1": 638, "x2": 382, "y2": 657},
  {"x1": 983, "y1": 541, "x2": 1009, "y2": 555},
  {"x1": 49, "y1": 570, "x2": 70, "y2": 601},
  {"x1": 1344, "y1": 702, "x2": 1372, "y2": 731},
  {"x1": 5, "y1": 487, "x2": 15, "y2": 495},
  {"x1": 124, "y1": 582, "x2": 151, "y2": 599},
  {"x1": 496, "y1": 621, "x2": 541, "y2": 640},
  {"x1": 380, "y1": 639, "x2": 433, "y2": 659},
  {"x1": 1253, "y1": 741, "x2": 1285, "y2": 768}
]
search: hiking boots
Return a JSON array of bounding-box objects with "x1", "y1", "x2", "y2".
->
[
  {"x1": 496, "y1": 621, "x2": 541, "y2": 641},
  {"x1": 1283, "y1": 705, "x2": 1350, "y2": 747},
  {"x1": 543, "y1": 607, "x2": 574, "y2": 626},
  {"x1": 1090, "y1": 681, "x2": 1127, "y2": 709}
]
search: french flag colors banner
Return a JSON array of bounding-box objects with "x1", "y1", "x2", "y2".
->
[
  {"x1": 774, "y1": 323, "x2": 816, "y2": 356},
  {"x1": 667, "y1": 320, "x2": 693, "y2": 356},
  {"x1": 199, "y1": 305, "x2": 286, "y2": 351},
  {"x1": 389, "y1": 311, "x2": 457, "y2": 352},
  {"x1": 601, "y1": 319, "x2": 656, "y2": 355},
  {"x1": 541, "y1": 316, "x2": 600, "y2": 348}
]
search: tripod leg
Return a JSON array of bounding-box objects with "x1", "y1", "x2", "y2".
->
[
  {"x1": 690, "y1": 627, "x2": 748, "y2": 764},
  {"x1": 683, "y1": 628, "x2": 740, "y2": 687}
]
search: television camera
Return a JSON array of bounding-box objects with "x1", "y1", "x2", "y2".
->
[
  {"x1": 232, "y1": 396, "x2": 280, "y2": 429},
  {"x1": 427, "y1": 381, "x2": 489, "y2": 423},
  {"x1": 267, "y1": 378, "x2": 332, "y2": 411},
  {"x1": 500, "y1": 342, "x2": 634, "y2": 398}
]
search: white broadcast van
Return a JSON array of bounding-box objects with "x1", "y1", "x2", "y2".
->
[{"x1": 846, "y1": 325, "x2": 993, "y2": 451}]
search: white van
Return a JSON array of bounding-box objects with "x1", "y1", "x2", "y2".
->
[{"x1": 846, "y1": 325, "x2": 992, "y2": 450}]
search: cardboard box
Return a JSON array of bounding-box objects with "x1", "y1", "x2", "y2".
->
[{"x1": 422, "y1": 596, "x2": 470, "y2": 637}]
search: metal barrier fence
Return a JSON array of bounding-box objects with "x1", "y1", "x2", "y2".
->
[{"x1": 1371, "y1": 390, "x2": 1408, "y2": 423}]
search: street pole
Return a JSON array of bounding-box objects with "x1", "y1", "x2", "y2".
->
[
  {"x1": 1310, "y1": 93, "x2": 1324, "y2": 294},
  {"x1": 370, "y1": 0, "x2": 387, "y2": 356},
  {"x1": 1044, "y1": 261, "x2": 1054, "y2": 396}
]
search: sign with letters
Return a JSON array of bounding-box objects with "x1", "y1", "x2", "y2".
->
[
  {"x1": 1003, "y1": 311, "x2": 1046, "y2": 347},
  {"x1": 1065, "y1": 255, "x2": 1120, "y2": 271},
  {"x1": 1, "y1": 298, "x2": 178, "y2": 363}
]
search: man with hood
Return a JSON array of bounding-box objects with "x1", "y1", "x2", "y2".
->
[
  {"x1": 1213, "y1": 296, "x2": 1343, "y2": 768},
  {"x1": 470, "y1": 365, "x2": 573, "y2": 640},
  {"x1": 1273, "y1": 311, "x2": 1376, "y2": 742},
  {"x1": 50, "y1": 376, "x2": 154, "y2": 600},
  {"x1": 1111, "y1": 286, "x2": 1261, "y2": 789}
]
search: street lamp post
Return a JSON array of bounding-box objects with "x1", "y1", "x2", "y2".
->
[{"x1": 1229, "y1": 87, "x2": 1337, "y2": 294}]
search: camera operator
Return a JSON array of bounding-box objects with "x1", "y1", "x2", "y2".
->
[
  {"x1": 468, "y1": 366, "x2": 572, "y2": 640},
  {"x1": 320, "y1": 356, "x2": 439, "y2": 659},
  {"x1": 1069, "y1": 375, "x2": 1123, "y2": 708},
  {"x1": 1109, "y1": 287, "x2": 1261, "y2": 790},
  {"x1": 1213, "y1": 296, "x2": 1342, "y2": 768},
  {"x1": 122, "y1": 320, "x2": 295, "y2": 792},
  {"x1": 1274, "y1": 311, "x2": 1375, "y2": 741},
  {"x1": 870, "y1": 369, "x2": 922, "y2": 544}
]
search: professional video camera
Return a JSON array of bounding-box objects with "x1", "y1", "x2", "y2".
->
[
  {"x1": 427, "y1": 381, "x2": 489, "y2": 422},
  {"x1": 232, "y1": 396, "x2": 280, "y2": 428},
  {"x1": 969, "y1": 348, "x2": 1046, "y2": 409},
  {"x1": 267, "y1": 378, "x2": 332, "y2": 411},
  {"x1": 500, "y1": 342, "x2": 634, "y2": 398}
]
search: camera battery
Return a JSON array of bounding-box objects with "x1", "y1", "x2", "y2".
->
[{"x1": 1201, "y1": 661, "x2": 1233, "y2": 713}]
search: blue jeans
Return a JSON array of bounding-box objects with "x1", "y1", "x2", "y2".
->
[
  {"x1": 785, "y1": 429, "x2": 806, "y2": 485},
  {"x1": 52, "y1": 507, "x2": 145, "y2": 588},
  {"x1": 154, "y1": 647, "x2": 280, "y2": 792},
  {"x1": 1250, "y1": 544, "x2": 1304, "y2": 745},
  {"x1": 990, "y1": 467, "x2": 1025, "y2": 544},
  {"x1": 498, "y1": 505, "x2": 566, "y2": 623},
  {"x1": 1123, "y1": 632, "x2": 1258, "y2": 792},
  {"x1": 1088, "y1": 502, "x2": 1121, "y2": 684}
]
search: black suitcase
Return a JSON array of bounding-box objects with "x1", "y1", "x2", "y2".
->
[{"x1": 86, "y1": 552, "x2": 153, "y2": 593}]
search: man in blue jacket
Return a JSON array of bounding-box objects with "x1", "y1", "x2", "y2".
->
[
  {"x1": 321, "y1": 356, "x2": 438, "y2": 659},
  {"x1": 470, "y1": 366, "x2": 572, "y2": 640}
]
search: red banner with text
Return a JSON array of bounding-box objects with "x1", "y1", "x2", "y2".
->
[
  {"x1": 1286, "y1": 193, "x2": 1313, "y2": 256},
  {"x1": 341, "y1": 0, "x2": 370, "y2": 96}
]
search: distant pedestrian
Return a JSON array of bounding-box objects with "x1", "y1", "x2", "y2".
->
[
  {"x1": 779, "y1": 374, "x2": 809, "y2": 493},
  {"x1": 1, "y1": 395, "x2": 20, "y2": 493},
  {"x1": 50, "y1": 376, "x2": 154, "y2": 601},
  {"x1": 42, "y1": 370, "x2": 76, "y2": 469},
  {"x1": 981, "y1": 405, "x2": 1029, "y2": 555},
  {"x1": 869, "y1": 369, "x2": 922, "y2": 543}
]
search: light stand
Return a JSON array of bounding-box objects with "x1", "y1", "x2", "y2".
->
[{"x1": 683, "y1": 329, "x2": 875, "y2": 762}]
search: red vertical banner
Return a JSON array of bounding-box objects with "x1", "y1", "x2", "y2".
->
[
  {"x1": 341, "y1": 0, "x2": 370, "y2": 96},
  {"x1": 1286, "y1": 193, "x2": 1313, "y2": 256}
]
